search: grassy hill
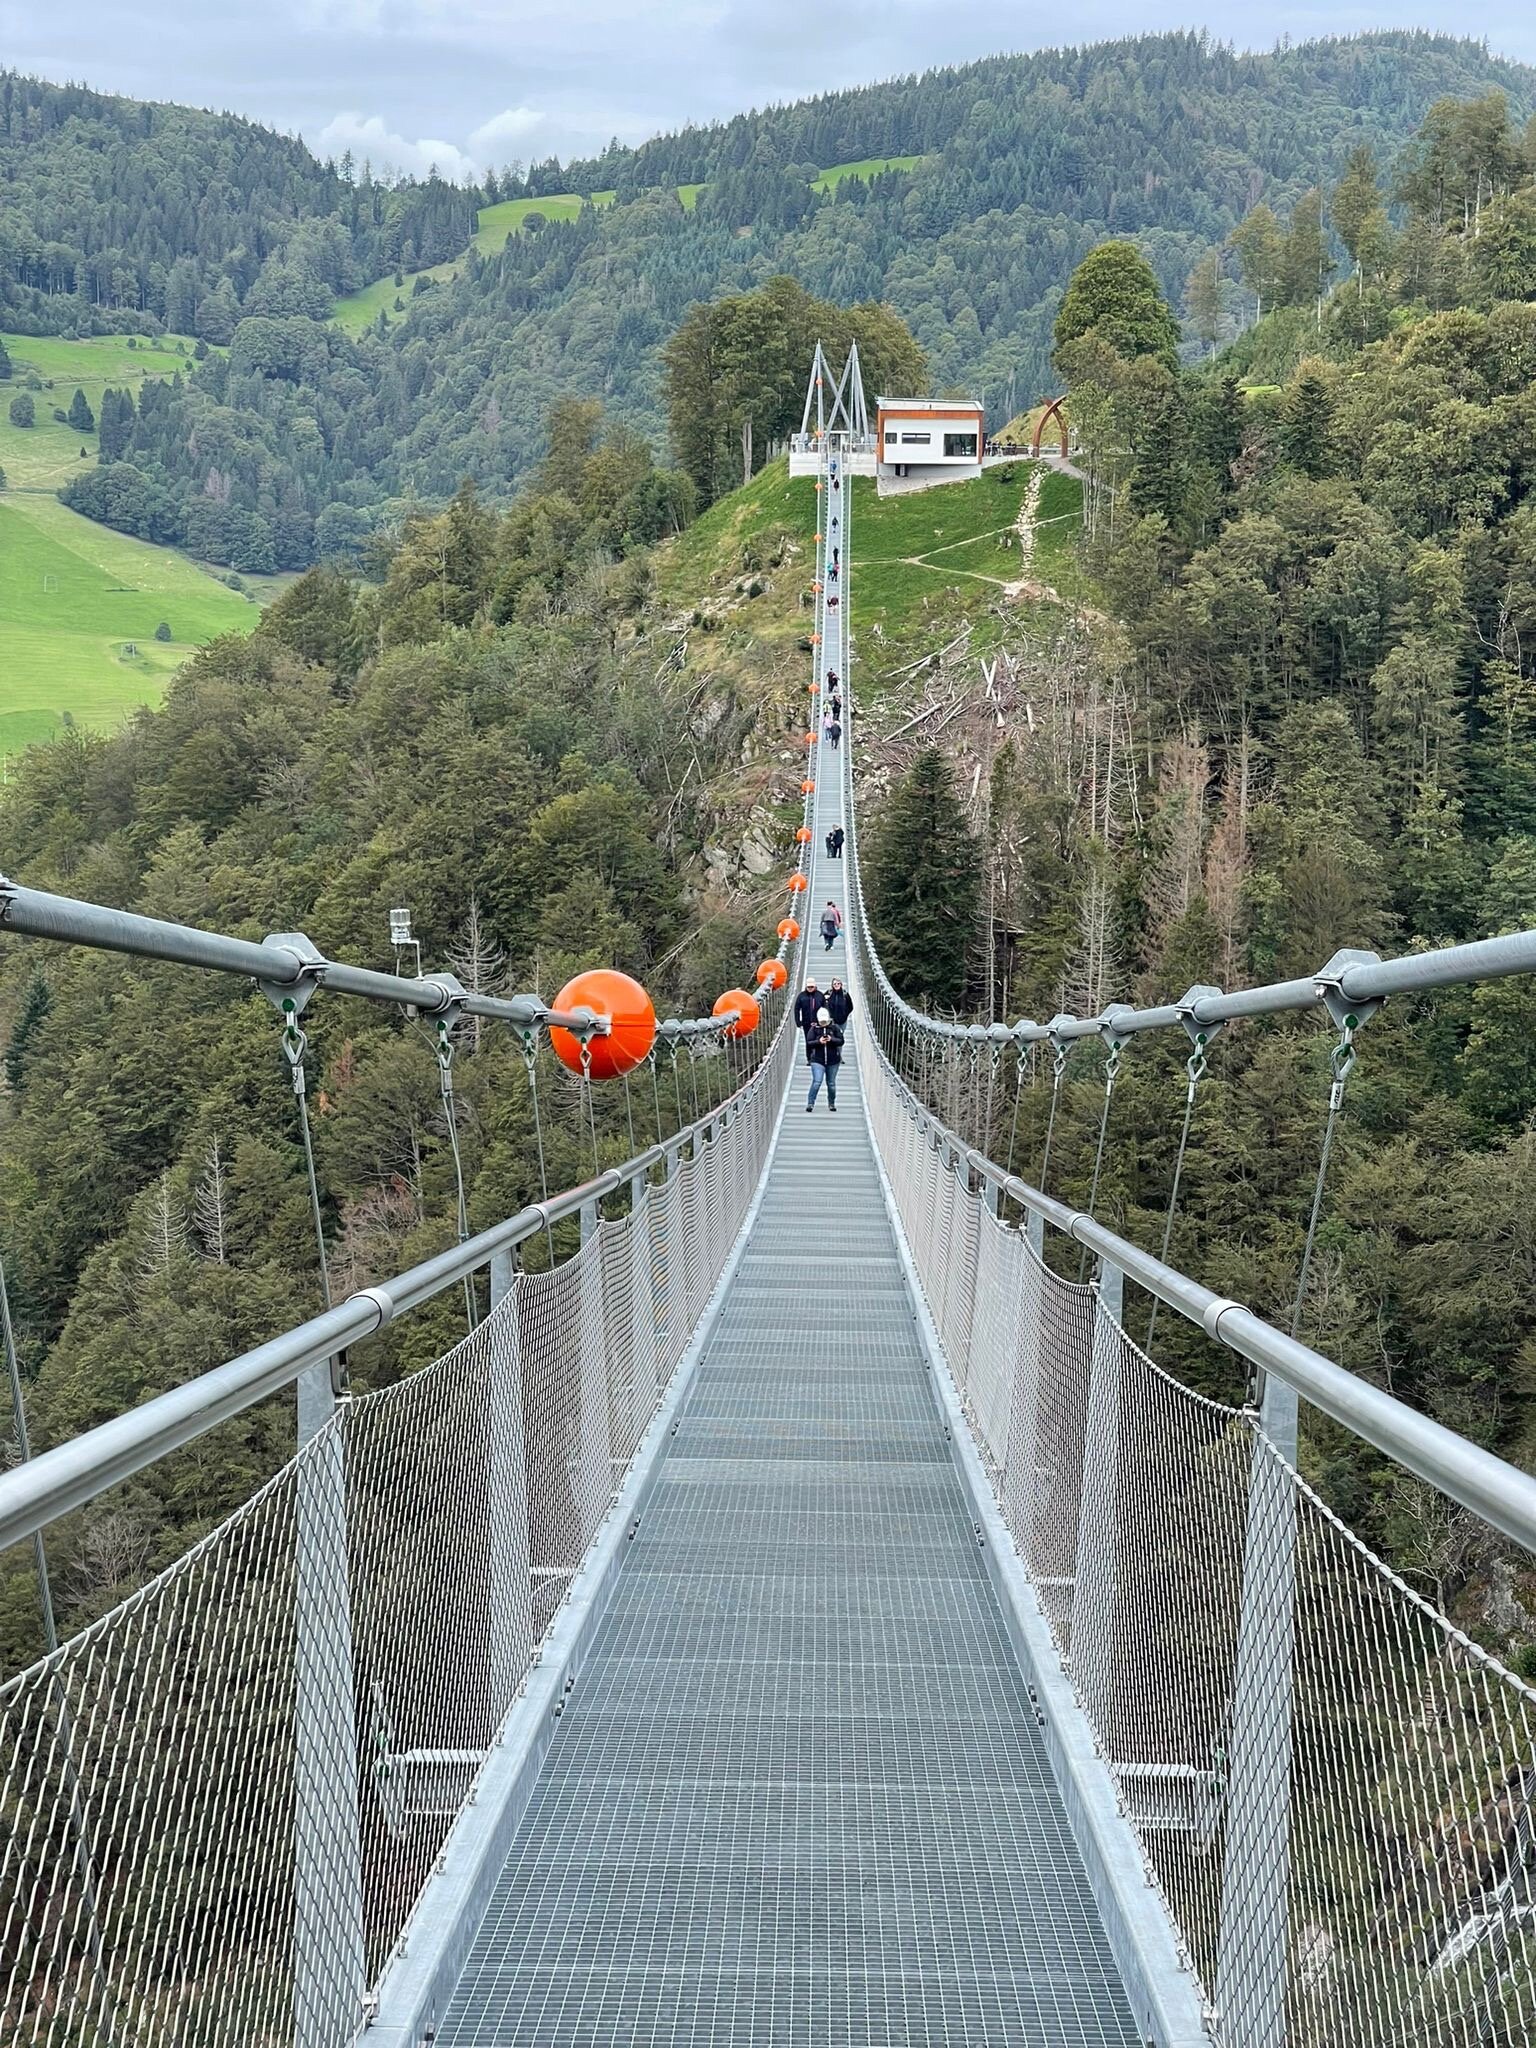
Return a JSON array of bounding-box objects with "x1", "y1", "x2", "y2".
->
[
  {"x1": 0, "y1": 332, "x2": 198, "y2": 489},
  {"x1": 656, "y1": 456, "x2": 1085, "y2": 709},
  {"x1": 0, "y1": 495, "x2": 259, "y2": 756},
  {"x1": 0, "y1": 330, "x2": 264, "y2": 753}
]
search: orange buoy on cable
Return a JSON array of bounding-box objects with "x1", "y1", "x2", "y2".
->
[
  {"x1": 788, "y1": 873, "x2": 808, "y2": 893},
  {"x1": 778, "y1": 917, "x2": 801, "y2": 940},
  {"x1": 796, "y1": 826, "x2": 813, "y2": 844},
  {"x1": 549, "y1": 968, "x2": 655, "y2": 1080},
  {"x1": 757, "y1": 959, "x2": 788, "y2": 991},
  {"x1": 804, "y1": 732, "x2": 817, "y2": 748},
  {"x1": 808, "y1": 681, "x2": 820, "y2": 693},
  {"x1": 801, "y1": 779, "x2": 815, "y2": 794},
  {"x1": 714, "y1": 988, "x2": 761, "y2": 1039}
]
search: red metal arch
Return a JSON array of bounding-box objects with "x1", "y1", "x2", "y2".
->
[{"x1": 1031, "y1": 396, "x2": 1069, "y2": 460}]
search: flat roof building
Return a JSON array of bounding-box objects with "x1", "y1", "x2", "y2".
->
[{"x1": 875, "y1": 397, "x2": 984, "y2": 490}]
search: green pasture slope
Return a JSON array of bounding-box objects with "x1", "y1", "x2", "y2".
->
[
  {"x1": 0, "y1": 330, "x2": 197, "y2": 489},
  {"x1": 812, "y1": 155, "x2": 924, "y2": 192},
  {"x1": 0, "y1": 329, "x2": 259, "y2": 753},
  {"x1": 0, "y1": 494, "x2": 257, "y2": 755}
]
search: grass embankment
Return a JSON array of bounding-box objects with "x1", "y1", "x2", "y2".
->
[
  {"x1": 0, "y1": 331, "x2": 198, "y2": 489},
  {"x1": 0, "y1": 331, "x2": 264, "y2": 752},
  {"x1": 813, "y1": 155, "x2": 924, "y2": 192},
  {"x1": 655, "y1": 457, "x2": 1086, "y2": 703},
  {"x1": 0, "y1": 495, "x2": 258, "y2": 755}
]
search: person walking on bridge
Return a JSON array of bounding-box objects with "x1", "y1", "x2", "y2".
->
[
  {"x1": 794, "y1": 979, "x2": 821, "y2": 1044},
  {"x1": 820, "y1": 901, "x2": 843, "y2": 951},
  {"x1": 828, "y1": 717, "x2": 842, "y2": 751},
  {"x1": 824, "y1": 978, "x2": 852, "y2": 1029},
  {"x1": 805, "y1": 1008, "x2": 843, "y2": 1113},
  {"x1": 828, "y1": 825, "x2": 845, "y2": 861}
]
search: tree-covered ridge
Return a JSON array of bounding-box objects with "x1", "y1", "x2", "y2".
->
[
  {"x1": 903, "y1": 89, "x2": 1536, "y2": 1549},
  {"x1": 543, "y1": 30, "x2": 1536, "y2": 207},
  {"x1": 22, "y1": 31, "x2": 1534, "y2": 571},
  {"x1": 0, "y1": 70, "x2": 477, "y2": 340}
]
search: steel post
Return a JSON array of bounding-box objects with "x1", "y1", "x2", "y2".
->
[
  {"x1": 292, "y1": 1365, "x2": 366, "y2": 2048},
  {"x1": 1215, "y1": 1374, "x2": 1298, "y2": 2047},
  {"x1": 1071, "y1": 1258, "x2": 1125, "y2": 1746}
]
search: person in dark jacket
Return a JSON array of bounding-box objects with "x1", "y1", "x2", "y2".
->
[
  {"x1": 793, "y1": 980, "x2": 820, "y2": 1042},
  {"x1": 828, "y1": 718, "x2": 842, "y2": 750},
  {"x1": 829, "y1": 826, "x2": 845, "y2": 861},
  {"x1": 824, "y1": 979, "x2": 852, "y2": 1028},
  {"x1": 805, "y1": 1008, "x2": 844, "y2": 1111},
  {"x1": 819, "y1": 902, "x2": 843, "y2": 950}
]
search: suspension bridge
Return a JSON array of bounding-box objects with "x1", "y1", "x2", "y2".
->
[{"x1": 2, "y1": 350, "x2": 1535, "y2": 2048}]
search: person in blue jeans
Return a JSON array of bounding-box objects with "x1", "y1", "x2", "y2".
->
[{"x1": 806, "y1": 1008, "x2": 844, "y2": 1111}]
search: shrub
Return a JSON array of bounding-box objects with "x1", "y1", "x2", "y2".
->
[
  {"x1": 154, "y1": 621, "x2": 172, "y2": 642},
  {"x1": 8, "y1": 392, "x2": 35, "y2": 428}
]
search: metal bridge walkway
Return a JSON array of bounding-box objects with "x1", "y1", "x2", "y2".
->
[{"x1": 433, "y1": 846, "x2": 1142, "y2": 2044}]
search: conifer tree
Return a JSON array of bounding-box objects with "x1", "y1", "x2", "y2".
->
[
  {"x1": 866, "y1": 748, "x2": 980, "y2": 1010},
  {"x1": 67, "y1": 387, "x2": 94, "y2": 433}
]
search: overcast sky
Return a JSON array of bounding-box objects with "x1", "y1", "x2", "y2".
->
[{"x1": 5, "y1": 5, "x2": 1534, "y2": 180}]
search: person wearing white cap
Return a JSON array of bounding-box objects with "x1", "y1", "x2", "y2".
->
[{"x1": 805, "y1": 1007, "x2": 844, "y2": 1112}]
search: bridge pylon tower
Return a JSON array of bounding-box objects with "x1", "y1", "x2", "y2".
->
[{"x1": 799, "y1": 337, "x2": 869, "y2": 444}]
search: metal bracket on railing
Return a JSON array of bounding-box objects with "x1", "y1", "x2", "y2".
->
[
  {"x1": 259, "y1": 932, "x2": 325, "y2": 1098},
  {"x1": 1098, "y1": 1008, "x2": 1133, "y2": 1088},
  {"x1": 1314, "y1": 949, "x2": 1384, "y2": 1108},
  {"x1": 1046, "y1": 1015, "x2": 1073, "y2": 1083},
  {"x1": 1175, "y1": 984, "x2": 1224, "y2": 1099}
]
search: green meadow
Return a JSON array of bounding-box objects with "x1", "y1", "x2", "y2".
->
[
  {"x1": 813, "y1": 156, "x2": 924, "y2": 192},
  {"x1": 0, "y1": 494, "x2": 258, "y2": 756},
  {"x1": 0, "y1": 330, "x2": 198, "y2": 489}
]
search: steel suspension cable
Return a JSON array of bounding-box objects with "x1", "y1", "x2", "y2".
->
[
  {"x1": 1145, "y1": 1044, "x2": 1208, "y2": 1353},
  {"x1": 277, "y1": 998, "x2": 331, "y2": 1310},
  {"x1": 433, "y1": 1017, "x2": 477, "y2": 1330}
]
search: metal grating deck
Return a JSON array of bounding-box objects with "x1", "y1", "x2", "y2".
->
[{"x1": 434, "y1": 816, "x2": 1143, "y2": 2046}]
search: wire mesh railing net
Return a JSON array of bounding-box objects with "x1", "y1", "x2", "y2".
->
[
  {"x1": 0, "y1": 1019, "x2": 789, "y2": 2048},
  {"x1": 857, "y1": 961, "x2": 1536, "y2": 2046}
]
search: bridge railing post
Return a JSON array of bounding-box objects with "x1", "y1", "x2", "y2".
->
[
  {"x1": 293, "y1": 1361, "x2": 366, "y2": 2048},
  {"x1": 1069, "y1": 1255, "x2": 1125, "y2": 1748},
  {"x1": 1002, "y1": 1208, "x2": 1048, "y2": 1589},
  {"x1": 1214, "y1": 1374, "x2": 1299, "y2": 2046},
  {"x1": 578, "y1": 1196, "x2": 610, "y2": 1526}
]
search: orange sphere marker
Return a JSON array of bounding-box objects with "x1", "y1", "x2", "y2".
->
[
  {"x1": 796, "y1": 826, "x2": 813, "y2": 844},
  {"x1": 549, "y1": 968, "x2": 655, "y2": 1080},
  {"x1": 804, "y1": 732, "x2": 817, "y2": 748},
  {"x1": 778, "y1": 917, "x2": 801, "y2": 941},
  {"x1": 808, "y1": 681, "x2": 820, "y2": 693},
  {"x1": 757, "y1": 958, "x2": 788, "y2": 990},
  {"x1": 788, "y1": 873, "x2": 808, "y2": 893},
  {"x1": 801, "y1": 779, "x2": 815, "y2": 794},
  {"x1": 714, "y1": 988, "x2": 761, "y2": 1040}
]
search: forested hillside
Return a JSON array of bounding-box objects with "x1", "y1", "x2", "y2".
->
[
  {"x1": 8, "y1": 32, "x2": 1533, "y2": 570},
  {"x1": 853, "y1": 88, "x2": 1536, "y2": 1604},
  {"x1": 0, "y1": 71, "x2": 477, "y2": 339},
  {"x1": 0, "y1": 400, "x2": 822, "y2": 1667}
]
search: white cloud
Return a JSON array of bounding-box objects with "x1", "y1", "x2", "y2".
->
[
  {"x1": 468, "y1": 106, "x2": 547, "y2": 160},
  {"x1": 316, "y1": 110, "x2": 477, "y2": 182}
]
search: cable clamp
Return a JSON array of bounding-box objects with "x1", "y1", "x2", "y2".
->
[{"x1": 352, "y1": 1284, "x2": 396, "y2": 1333}]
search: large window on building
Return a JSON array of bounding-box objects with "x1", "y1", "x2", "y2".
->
[
  {"x1": 900, "y1": 431, "x2": 931, "y2": 444},
  {"x1": 944, "y1": 432, "x2": 978, "y2": 458}
]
